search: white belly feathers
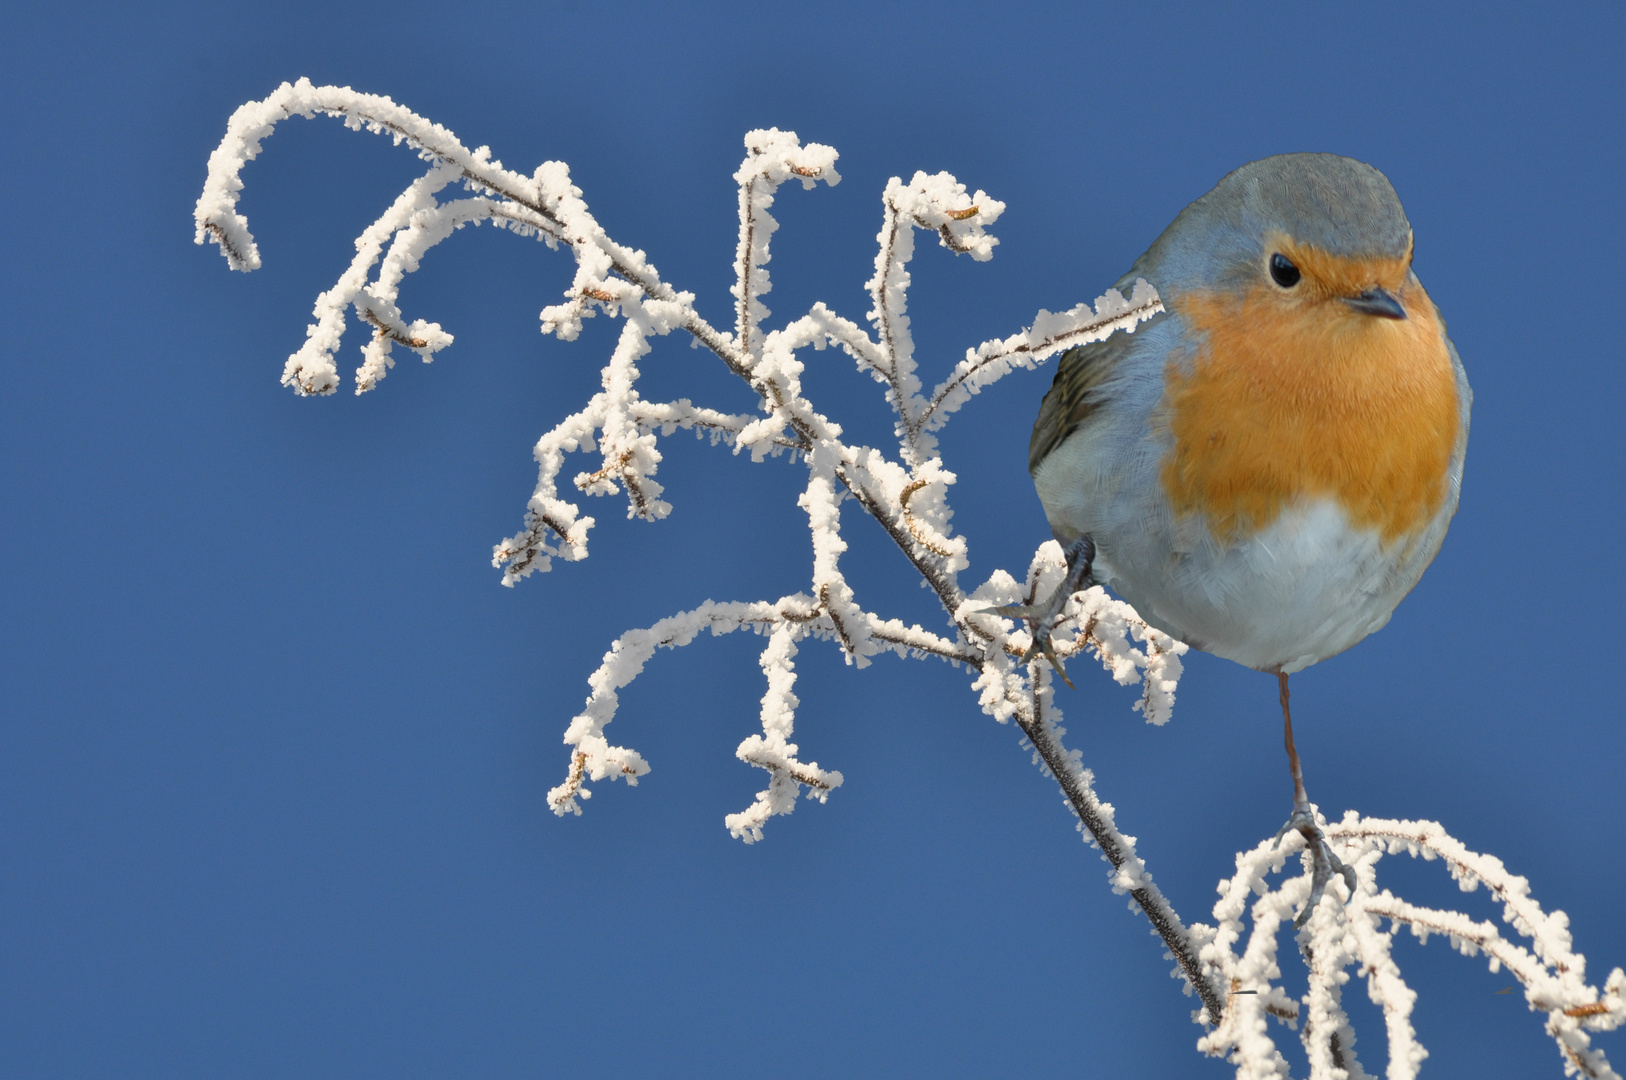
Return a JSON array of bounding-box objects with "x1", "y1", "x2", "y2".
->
[{"x1": 1093, "y1": 497, "x2": 1432, "y2": 674}]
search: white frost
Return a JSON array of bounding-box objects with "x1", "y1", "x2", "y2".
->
[
  {"x1": 199, "y1": 85, "x2": 1622, "y2": 1080},
  {"x1": 1195, "y1": 812, "x2": 1625, "y2": 1078}
]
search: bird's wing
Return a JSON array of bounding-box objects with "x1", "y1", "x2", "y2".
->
[{"x1": 1028, "y1": 332, "x2": 1138, "y2": 476}]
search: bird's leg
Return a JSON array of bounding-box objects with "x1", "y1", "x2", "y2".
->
[
  {"x1": 1271, "y1": 671, "x2": 1358, "y2": 927},
  {"x1": 982, "y1": 536, "x2": 1095, "y2": 687}
]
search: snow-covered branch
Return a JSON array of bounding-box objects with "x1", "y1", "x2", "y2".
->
[
  {"x1": 1195, "y1": 813, "x2": 1625, "y2": 1078},
  {"x1": 198, "y1": 81, "x2": 1620, "y2": 1078}
]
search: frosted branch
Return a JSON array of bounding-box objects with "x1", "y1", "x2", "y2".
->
[
  {"x1": 1195, "y1": 812, "x2": 1625, "y2": 1078},
  {"x1": 732, "y1": 128, "x2": 841, "y2": 360},
  {"x1": 725, "y1": 623, "x2": 845, "y2": 842},
  {"x1": 863, "y1": 172, "x2": 1005, "y2": 465},
  {"x1": 550, "y1": 598, "x2": 806, "y2": 817},
  {"x1": 200, "y1": 84, "x2": 1620, "y2": 1077},
  {"x1": 921, "y1": 277, "x2": 1165, "y2": 433}
]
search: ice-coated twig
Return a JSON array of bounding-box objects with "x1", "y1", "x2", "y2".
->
[
  {"x1": 862, "y1": 172, "x2": 1005, "y2": 466},
  {"x1": 957, "y1": 544, "x2": 1217, "y2": 1021},
  {"x1": 922, "y1": 277, "x2": 1165, "y2": 435},
  {"x1": 1195, "y1": 812, "x2": 1625, "y2": 1078},
  {"x1": 732, "y1": 128, "x2": 842, "y2": 360},
  {"x1": 725, "y1": 621, "x2": 845, "y2": 842},
  {"x1": 199, "y1": 82, "x2": 1620, "y2": 1076},
  {"x1": 275, "y1": 160, "x2": 460, "y2": 395}
]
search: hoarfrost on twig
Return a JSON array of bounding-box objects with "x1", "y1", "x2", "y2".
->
[
  {"x1": 1196, "y1": 811, "x2": 1625, "y2": 1079},
  {"x1": 198, "y1": 81, "x2": 1621, "y2": 1078}
]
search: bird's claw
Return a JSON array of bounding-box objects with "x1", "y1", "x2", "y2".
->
[
  {"x1": 975, "y1": 537, "x2": 1095, "y2": 691},
  {"x1": 1030, "y1": 630, "x2": 1074, "y2": 688},
  {"x1": 1274, "y1": 808, "x2": 1357, "y2": 928},
  {"x1": 976, "y1": 603, "x2": 1074, "y2": 687}
]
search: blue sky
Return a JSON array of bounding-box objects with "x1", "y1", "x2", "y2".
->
[{"x1": 3, "y1": 2, "x2": 1623, "y2": 1076}]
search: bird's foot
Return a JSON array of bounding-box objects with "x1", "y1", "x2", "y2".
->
[
  {"x1": 981, "y1": 599, "x2": 1075, "y2": 687},
  {"x1": 1273, "y1": 807, "x2": 1358, "y2": 928},
  {"x1": 976, "y1": 537, "x2": 1095, "y2": 689}
]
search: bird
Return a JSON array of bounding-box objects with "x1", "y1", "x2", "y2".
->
[{"x1": 998, "y1": 153, "x2": 1470, "y2": 925}]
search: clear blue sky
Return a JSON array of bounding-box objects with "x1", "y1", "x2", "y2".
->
[{"x1": 3, "y1": 3, "x2": 1623, "y2": 1076}]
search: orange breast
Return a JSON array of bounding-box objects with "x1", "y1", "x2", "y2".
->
[{"x1": 1159, "y1": 246, "x2": 1460, "y2": 546}]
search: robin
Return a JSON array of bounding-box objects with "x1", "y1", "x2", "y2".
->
[{"x1": 1001, "y1": 154, "x2": 1470, "y2": 924}]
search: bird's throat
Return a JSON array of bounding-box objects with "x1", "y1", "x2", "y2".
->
[{"x1": 1158, "y1": 278, "x2": 1461, "y2": 546}]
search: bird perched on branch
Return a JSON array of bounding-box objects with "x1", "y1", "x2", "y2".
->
[{"x1": 999, "y1": 154, "x2": 1470, "y2": 923}]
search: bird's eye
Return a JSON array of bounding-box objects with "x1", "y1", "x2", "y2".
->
[{"x1": 1269, "y1": 253, "x2": 1301, "y2": 288}]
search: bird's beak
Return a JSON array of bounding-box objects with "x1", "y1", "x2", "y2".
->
[{"x1": 1342, "y1": 287, "x2": 1407, "y2": 320}]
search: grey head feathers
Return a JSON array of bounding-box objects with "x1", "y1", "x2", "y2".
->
[
  {"x1": 1121, "y1": 153, "x2": 1413, "y2": 296},
  {"x1": 1032, "y1": 154, "x2": 1415, "y2": 476}
]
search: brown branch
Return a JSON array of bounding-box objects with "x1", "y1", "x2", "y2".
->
[
  {"x1": 918, "y1": 292, "x2": 1165, "y2": 430},
  {"x1": 910, "y1": 210, "x2": 983, "y2": 254},
  {"x1": 202, "y1": 221, "x2": 250, "y2": 266},
  {"x1": 218, "y1": 95, "x2": 747, "y2": 394},
  {"x1": 870, "y1": 204, "x2": 919, "y2": 450},
  {"x1": 554, "y1": 749, "x2": 589, "y2": 805},
  {"x1": 360, "y1": 308, "x2": 428, "y2": 348},
  {"x1": 898, "y1": 477, "x2": 957, "y2": 558},
  {"x1": 628, "y1": 406, "x2": 804, "y2": 453},
  {"x1": 1558, "y1": 1039, "x2": 1590, "y2": 1077},
  {"x1": 737, "y1": 182, "x2": 756, "y2": 350},
  {"x1": 576, "y1": 449, "x2": 635, "y2": 491},
  {"x1": 495, "y1": 510, "x2": 584, "y2": 575},
  {"x1": 833, "y1": 465, "x2": 964, "y2": 619},
  {"x1": 251, "y1": 97, "x2": 1227, "y2": 1038},
  {"x1": 739, "y1": 752, "x2": 834, "y2": 790},
  {"x1": 486, "y1": 203, "x2": 567, "y2": 244},
  {"x1": 315, "y1": 107, "x2": 801, "y2": 453},
  {"x1": 1018, "y1": 674, "x2": 1226, "y2": 1026},
  {"x1": 865, "y1": 621, "x2": 981, "y2": 665},
  {"x1": 571, "y1": 447, "x2": 655, "y2": 518},
  {"x1": 817, "y1": 583, "x2": 856, "y2": 658}
]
